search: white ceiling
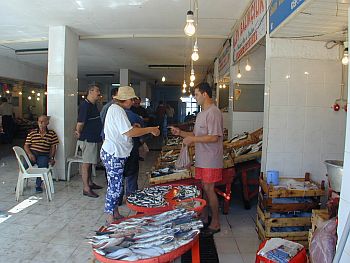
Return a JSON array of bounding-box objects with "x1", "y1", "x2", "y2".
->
[
  {"x1": 0, "y1": 0, "x2": 251, "y2": 85},
  {"x1": 271, "y1": 0, "x2": 349, "y2": 42}
]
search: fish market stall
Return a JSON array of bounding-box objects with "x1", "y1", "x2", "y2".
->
[
  {"x1": 126, "y1": 185, "x2": 206, "y2": 214},
  {"x1": 92, "y1": 209, "x2": 202, "y2": 263}
]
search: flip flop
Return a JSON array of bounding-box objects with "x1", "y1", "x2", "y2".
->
[{"x1": 201, "y1": 227, "x2": 221, "y2": 237}]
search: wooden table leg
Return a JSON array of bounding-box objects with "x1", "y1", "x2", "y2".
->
[{"x1": 191, "y1": 238, "x2": 200, "y2": 263}]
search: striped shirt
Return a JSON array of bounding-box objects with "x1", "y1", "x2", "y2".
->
[{"x1": 25, "y1": 128, "x2": 59, "y2": 154}]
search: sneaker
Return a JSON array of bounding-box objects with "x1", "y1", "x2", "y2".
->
[{"x1": 36, "y1": 186, "x2": 43, "y2": 193}]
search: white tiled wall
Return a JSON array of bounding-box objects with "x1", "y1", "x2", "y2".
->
[
  {"x1": 263, "y1": 38, "x2": 347, "y2": 183},
  {"x1": 231, "y1": 112, "x2": 264, "y2": 135}
]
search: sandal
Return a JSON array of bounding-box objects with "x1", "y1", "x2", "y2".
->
[
  {"x1": 90, "y1": 183, "x2": 103, "y2": 190},
  {"x1": 201, "y1": 227, "x2": 221, "y2": 237},
  {"x1": 83, "y1": 190, "x2": 99, "y2": 198}
]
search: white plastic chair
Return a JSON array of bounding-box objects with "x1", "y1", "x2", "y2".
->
[
  {"x1": 66, "y1": 143, "x2": 96, "y2": 181},
  {"x1": 13, "y1": 146, "x2": 54, "y2": 201}
]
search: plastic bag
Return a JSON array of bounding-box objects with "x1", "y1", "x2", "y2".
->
[
  {"x1": 139, "y1": 143, "x2": 149, "y2": 159},
  {"x1": 175, "y1": 144, "x2": 191, "y2": 169},
  {"x1": 309, "y1": 217, "x2": 337, "y2": 263}
]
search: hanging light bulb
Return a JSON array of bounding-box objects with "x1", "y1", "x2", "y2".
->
[
  {"x1": 182, "y1": 81, "x2": 187, "y2": 89},
  {"x1": 190, "y1": 69, "x2": 196, "y2": 82},
  {"x1": 31, "y1": 90, "x2": 35, "y2": 94},
  {"x1": 162, "y1": 76, "x2": 166, "y2": 82},
  {"x1": 237, "y1": 69, "x2": 242, "y2": 79},
  {"x1": 182, "y1": 87, "x2": 186, "y2": 93},
  {"x1": 191, "y1": 41, "x2": 199, "y2": 61},
  {"x1": 342, "y1": 45, "x2": 349, "y2": 65},
  {"x1": 219, "y1": 84, "x2": 222, "y2": 89},
  {"x1": 37, "y1": 97, "x2": 40, "y2": 101},
  {"x1": 190, "y1": 81, "x2": 194, "y2": 87},
  {"x1": 5, "y1": 90, "x2": 10, "y2": 94},
  {"x1": 223, "y1": 84, "x2": 226, "y2": 88},
  {"x1": 44, "y1": 91, "x2": 48, "y2": 95},
  {"x1": 245, "y1": 59, "x2": 251, "y2": 71},
  {"x1": 19, "y1": 91, "x2": 22, "y2": 95},
  {"x1": 184, "y1": 10, "x2": 196, "y2": 36},
  {"x1": 28, "y1": 96, "x2": 32, "y2": 100}
]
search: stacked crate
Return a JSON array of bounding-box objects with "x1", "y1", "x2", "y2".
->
[
  {"x1": 308, "y1": 209, "x2": 330, "y2": 246},
  {"x1": 256, "y1": 173, "x2": 326, "y2": 247}
]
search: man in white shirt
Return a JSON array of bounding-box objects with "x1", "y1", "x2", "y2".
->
[{"x1": 0, "y1": 98, "x2": 15, "y2": 143}]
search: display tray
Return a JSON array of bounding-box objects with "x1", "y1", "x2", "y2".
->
[
  {"x1": 93, "y1": 212, "x2": 200, "y2": 263},
  {"x1": 149, "y1": 170, "x2": 193, "y2": 185},
  {"x1": 126, "y1": 184, "x2": 205, "y2": 214}
]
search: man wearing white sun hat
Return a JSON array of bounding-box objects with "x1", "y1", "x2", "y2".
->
[{"x1": 100, "y1": 86, "x2": 160, "y2": 225}]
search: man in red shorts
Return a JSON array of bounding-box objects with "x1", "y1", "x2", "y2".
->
[{"x1": 170, "y1": 82, "x2": 223, "y2": 236}]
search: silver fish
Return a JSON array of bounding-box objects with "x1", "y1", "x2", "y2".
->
[
  {"x1": 131, "y1": 247, "x2": 165, "y2": 257},
  {"x1": 131, "y1": 236, "x2": 174, "y2": 249},
  {"x1": 105, "y1": 248, "x2": 133, "y2": 259},
  {"x1": 135, "y1": 234, "x2": 174, "y2": 244}
]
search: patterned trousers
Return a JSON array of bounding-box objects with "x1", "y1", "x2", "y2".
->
[{"x1": 100, "y1": 149, "x2": 126, "y2": 214}]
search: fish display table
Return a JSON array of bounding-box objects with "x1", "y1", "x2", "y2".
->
[
  {"x1": 92, "y1": 211, "x2": 201, "y2": 263},
  {"x1": 126, "y1": 184, "x2": 206, "y2": 214},
  {"x1": 155, "y1": 168, "x2": 236, "y2": 215}
]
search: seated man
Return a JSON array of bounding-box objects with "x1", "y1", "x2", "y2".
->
[{"x1": 24, "y1": 115, "x2": 59, "y2": 193}]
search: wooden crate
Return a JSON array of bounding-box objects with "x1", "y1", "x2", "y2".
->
[
  {"x1": 259, "y1": 173, "x2": 325, "y2": 212},
  {"x1": 308, "y1": 209, "x2": 330, "y2": 247},
  {"x1": 233, "y1": 151, "x2": 262, "y2": 164},
  {"x1": 256, "y1": 205, "x2": 310, "y2": 247},
  {"x1": 149, "y1": 170, "x2": 193, "y2": 185},
  {"x1": 258, "y1": 192, "x2": 321, "y2": 213},
  {"x1": 311, "y1": 209, "x2": 330, "y2": 231},
  {"x1": 259, "y1": 173, "x2": 325, "y2": 199}
]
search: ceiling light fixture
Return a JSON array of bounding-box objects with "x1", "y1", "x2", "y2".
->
[
  {"x1": 36, "y1": 97, "x2": 40, "y2": 101},
  {"x1": 237, "y1": 69, "x2": 242, "y2": 79},
  {"x1": 5, "y1": 90, "x2": 10, "y2": 94},
  {"x1": 342, "y1": 42, "x2": 349, "y2": 65},
  {"x1": 184, "y1": 10, "x2": 195, "y2": 36},
  {"x1": 191, "y1": 40, "x2": 199, "y2": 61},
  {"x1": 31, "y1": 90, "x2": 35, "y2": 94},
  {"x1": 19, "y1": 92, "x2": 22, "y2": 95},
  {"x1": 245, "y1": 59, "x2": 251, "y2": 71},
  {"x1": 190, "y1": 81, "x2": 194, "y2": 87},
  {"x1": 162, "y1": 76, "x2": 166, "y2": 82},
  {"x1": 44, "y1": 91, "x2": 47, "y2": 95},
  {"x1": 28, "y1": 96, "x2": 32, "y2": 100},
  {"x1": 190, "y1": 68, "x2": 196, "y2": 82}
]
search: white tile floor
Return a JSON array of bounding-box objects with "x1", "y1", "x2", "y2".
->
[{"x1": 0, "y1": 141, "x2": 260, "y2": 263}]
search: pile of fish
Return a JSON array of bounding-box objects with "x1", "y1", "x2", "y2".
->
[
  {"x1": 173, "y1": 185, "x2": 200, "y2": 200},
  {"x1": 127, "y1": 185, "x2": 200, "y2": 208},
  {"x1": 150, "y1": 167, "x2": 187, "y2": 178},
  {"x1": 127, "y1": 185, "x2": 171, "y2": 207},
  {"x1": 229, "y1": 132, "x2": 248, "y2": 143},
  {"x1": 90, "y1": 209, "x2": 203, "y2": 261},
  {"x1": 166, "y1": 137, "x2": 182, "y2": 146},
  {"x1": 233, "y1": 140, "x2": 263, "y2": 157}
]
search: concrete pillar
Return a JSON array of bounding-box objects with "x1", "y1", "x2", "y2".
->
[
  {"x1": 120, "y1": 69, "x2": 129, "y2": 86},
  {"x1": 47, "y1": 26, "x2": 79, "y2": 180}
]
